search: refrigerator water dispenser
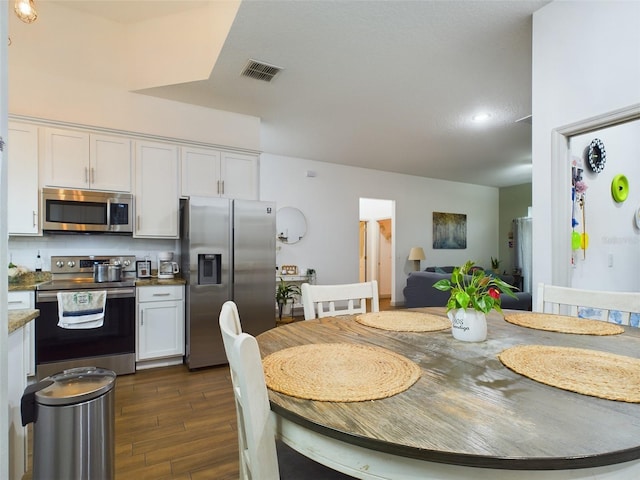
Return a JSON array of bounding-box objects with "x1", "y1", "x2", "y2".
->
[{"x1": 198, "y1": 254, "x2": 221, "y2": 285}]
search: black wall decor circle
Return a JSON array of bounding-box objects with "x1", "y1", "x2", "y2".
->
[{"x1": 586, "y1": 138, "x2": 606, "y2": 173}]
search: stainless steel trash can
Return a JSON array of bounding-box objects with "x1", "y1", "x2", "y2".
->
[{"x1": 22, "y1": 367, "x2": 116, "y2": 480}]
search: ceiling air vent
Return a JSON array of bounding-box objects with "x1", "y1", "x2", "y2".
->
[{"x1": 241, "y1": 59, "x2": 282, "y2": 82}]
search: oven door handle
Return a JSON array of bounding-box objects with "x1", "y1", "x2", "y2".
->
[{"x1": 36, "y1": 288, "x2": 136, "y2": 302}]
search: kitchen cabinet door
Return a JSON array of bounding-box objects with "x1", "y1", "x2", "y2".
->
[
  {"x1": 220, "y1": 151, "x2": 258, "y2": 200},
  {"x1": 180, "y1": 146, "x2": 221, "y2": 197},
  {"x1": 89, "y1": 134, "x2": 132, "y2": 192},
  {"x1": 134, "y1": 141, "x2": 179, "y2": 238},
  {"x1": 7, "y1": 291, "x2": 35, "y2": 480},
  {"x1": 42, "y1": 127, "x2": 90, "y2": 189},
  {"x1": 136, "y1": 286, "x2": 185, "y2": 362},
  {"x1": 8, "y1": 328, "x2": 27, "y2": 480},
  {"x1": 180, "y1": 146, "x2": 258, "y2": 200},
  {"x1": 7, "y1": 122, "x2": 40, "y2": 235},
  {"x1": 8, "y1": 291, "x2": 36, "y2": 377},
  {"x1": 43, "y1": 127, "x2": 131, "y2": 192}
]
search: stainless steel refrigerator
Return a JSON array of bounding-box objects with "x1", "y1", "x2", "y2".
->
[{"x1": 180, "y1": 197, "x2": 276, "y2": 369}]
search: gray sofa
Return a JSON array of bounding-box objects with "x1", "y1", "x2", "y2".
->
[{"x1": 403, "y1": 268, "x2": 532, "y2": 311}]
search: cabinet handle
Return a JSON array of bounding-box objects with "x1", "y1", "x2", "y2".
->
[
  {"x1": 221, "y1": 180, "x2": 225, "y2": 195},
  {"x1": 140, "y1": 311, "x2": 143, "y2": 326},
  {"x1": 137, "y1": 215, "x2": 141, "y2": 230},
  {"x1": 85, "y1": 167, "x2": 89, "y2": 183},
  {"x1": 32, "y1": 210, "x2": 37, "y2": 228},
  {"x1": 91, "y1": 167, "x2": 95, "y2": 184},
  {"x1": 152, "y1": 293, "x2": 171, "y2": 297},
  {"x1": 217, "y1": 180, "x2": 221, "y2": 194},
  {"x1": 8, "y1": 300, "x2": 23, "y2": 305}
]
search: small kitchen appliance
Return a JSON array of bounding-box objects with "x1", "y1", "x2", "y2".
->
[
  {"x1": 158, "y1": 251, "x2": 179, "y2": 279},
  {"x1": 41, "y1": 188, "x2": 133, "y2": 234}
]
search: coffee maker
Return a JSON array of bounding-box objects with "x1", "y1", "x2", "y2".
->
[{"x1": 158, "y1": 251, "x2": 180, "y2": 279}]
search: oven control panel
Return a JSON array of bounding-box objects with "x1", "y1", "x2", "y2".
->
[{"x1": 51, "y1": 256, "x2": 137, "y2": 274}]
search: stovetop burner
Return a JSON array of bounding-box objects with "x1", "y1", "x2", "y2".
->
[{"x1": 37, "y1": 255, "x2": 137, "y2": 291}]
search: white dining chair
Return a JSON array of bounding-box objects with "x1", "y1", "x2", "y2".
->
[
  {"x1": 301, "y1": 281, "x2": 379, "y2": 321},
  {"x1": 218, "y1": 301, "x2": 355, "y2": 479},
  {"x1": 536, "y1": 283, "x2": 640, "y2": 326}
]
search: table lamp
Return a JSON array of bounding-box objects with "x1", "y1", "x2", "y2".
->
[{"x1": 408, "y1": 247, "x2": 426, "y2": 271}]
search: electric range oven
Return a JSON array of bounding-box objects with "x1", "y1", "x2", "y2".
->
[{"x1": 35, "y1": 255, "x2": 137, "y2": 379}]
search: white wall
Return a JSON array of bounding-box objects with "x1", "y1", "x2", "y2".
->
[
  {"x1": 8, "y1": 1, "x2": 260, "y2": 151},
  {"x1": 569, "y1": 121, "x2": 640, "y2": 291},
  {"x1": 260, "y1": 153, "x2": 499, "y2": 305},
  {"x1": 360, "y1": 198, "x2": 393, "y2": 220},
  {"x1": 8, "y1": 236, "x2": 179, "y2": 274},
  {"x1": 532, "y1": 1, "x2": 640, "y2": 292}
]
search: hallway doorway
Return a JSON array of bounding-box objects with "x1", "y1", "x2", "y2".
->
[{"x1": 359, "y1": 198, "x2": 394, "y2": 304}]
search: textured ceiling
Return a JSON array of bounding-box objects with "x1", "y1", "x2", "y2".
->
[{"x1": 57, "y1": 0, "x2": 550, "y2": 187}]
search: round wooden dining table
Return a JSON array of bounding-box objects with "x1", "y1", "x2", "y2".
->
[{"x1": 256, "y1": 308, "x2": 640, "y2": 480}]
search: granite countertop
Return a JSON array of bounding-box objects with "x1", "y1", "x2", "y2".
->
[
  {"x1": 9, "y1": 309, "x2": 39, "y2": 334},
  {"x1": 135, "y1": 277, "x2": 187, "y2": 287},
  {"x1": 8, "y1": 271, "x2": 52, "y2": 291}
]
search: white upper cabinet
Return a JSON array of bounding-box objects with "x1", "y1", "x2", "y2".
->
[
  {"x1": 134, "y1": 141, "x2": 179, "y2": 238},
  {"x1": 181, "y1": 146, "x2": 258, "y2": 200},
  {"x1": 8, "y1": 122, "x2": 40, "y2": 235},
  {"x1": 181, "y1": 146, "x2": 221, "y2": 197},
  {"x1": 220, "y1": 151, "x2": 258, "y2": 200},
  {"x1": 42, "y1": 127, "x2": 131, "y2": 192},
  {"x1": 89, "y1": 134, "x2": 132, "y2": 191}
]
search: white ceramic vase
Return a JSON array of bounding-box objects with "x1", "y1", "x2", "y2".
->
[{"x1": 448, "y1": 308, "x2": 487, "y2": 342}]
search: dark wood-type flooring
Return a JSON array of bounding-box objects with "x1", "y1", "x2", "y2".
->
[
  {"x1": 23, "y1": 364, "x2": 239, "y2": 480},
  {"x1": 22, "y1": 297, "x2": 397, "y2": 480}
]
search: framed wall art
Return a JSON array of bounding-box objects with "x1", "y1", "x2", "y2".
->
[{"x1": 433, "y1": 212, "x2": 467, "y2": 249}]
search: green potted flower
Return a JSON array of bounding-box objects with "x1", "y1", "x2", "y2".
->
[
  {"x1": 276, "y1": 277, "x2": 301, "y2": 320},
  {"x1": 490, "y1": 256, "x2": 501, "y2": 273},
  {"x1": 433, "y1": 261, "x2": 516, "y2": 342}
]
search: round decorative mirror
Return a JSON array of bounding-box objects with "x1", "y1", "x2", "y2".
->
[{"x1": 277, "y1": 207, "x2": 307, "y2": 244}]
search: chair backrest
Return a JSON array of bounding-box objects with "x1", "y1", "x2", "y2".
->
[
  {"x1": 301, "y1": 280, "x2": 379, "y2": 320},
  {"x1": 219, "y1": 301, "x2": 280, "y2": 480},
  {"x1": 536, "y1": 283, "x2": 640, "y2": 327}
]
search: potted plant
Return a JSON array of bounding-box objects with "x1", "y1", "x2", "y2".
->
[
  {"x1": 305, "y1": 268, "x2": 316, "y2": 283},
  {"x1": 433, "y1": 261, "x2": 516, "y2": 342},
  {"x1": 490, "y1": 256, "x2": 501, "y2": 273},
  {"x1": 276, "y1": 277, "x2": 301, "y2": 320}
]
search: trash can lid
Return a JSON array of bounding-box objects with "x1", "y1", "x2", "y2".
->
[{"x1": 36, "y1": 366, "x2": 116, "y2": 406}]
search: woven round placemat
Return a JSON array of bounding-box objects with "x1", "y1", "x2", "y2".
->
[
  {"x1": 262, "y1": 343, "x2": 421, "y2": 402},
  {"x1": 356, "y1": 311, "x2": 451, "y2": 332},
  {"x1": 499, "y1": 345, "x2": 640, "y2": 403},
  {"x1": 504, "y1": 312, "x2": 624, "y2": 336}
]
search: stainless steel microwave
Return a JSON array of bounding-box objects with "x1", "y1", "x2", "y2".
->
[{"x1": 41, "y1": 187, "x2": 134, "y2": 234}]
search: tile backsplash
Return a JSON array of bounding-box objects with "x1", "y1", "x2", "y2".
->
[{"x1": 9, "y1": 235, "x2": 180, "y2": 272}]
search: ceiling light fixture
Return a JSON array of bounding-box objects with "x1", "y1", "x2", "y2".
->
[
  {"x1": 472, "y1": 113, "x2": 491, "y2": 122},
  {"x1": 14, "y1": 0, "x2": 38, "y2": 24}
]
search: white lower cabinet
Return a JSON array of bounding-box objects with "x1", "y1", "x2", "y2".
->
[
  {"x1": 7, "y1": 290, "x2": 36, "y2": 480},
  {"x1": 136, "y1": 285, "x2": 185, "y2": 369}
]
